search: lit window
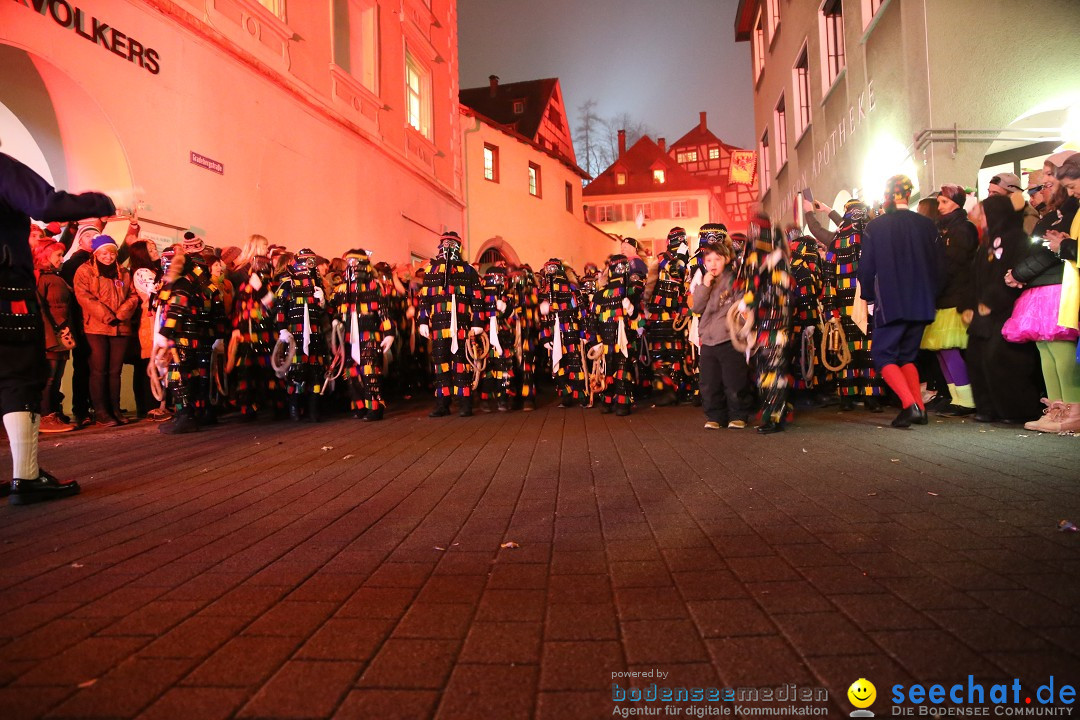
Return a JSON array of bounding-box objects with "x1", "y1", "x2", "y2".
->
[
  {"x1": 862, "y1": 0, "x2": 885, "y2": 29},
  {"x1": 405, "y1": 51, "x2": 432, "y2": 139},
  {"x1": 565, "y1": 182, "x2": 574, "y2": 213},
  {"x1": 513, "y1": 100, "x2": 525, "y2": 114},
  {"x1": 256, "y1": 0, "x2": 286, "y2": 21},
  {"x1": 774, "y1": 95, "x2": 788, "y2": 168},
  {"x1": 333, "y1": 0, "x2": 379, "y2": 93},
  {"x1": 708, "y1": 147, "x2": 720, "y2": 160},
  {"x1": 686, "y1": 150, "x2": 698, "y2": 162},
  {"x1": 759, "y1": 130, "x2": 771, "y2": 194},
  {"x1": 653, "y1": 169, "x2": 666, "y2": 184},
  {"x1": 483, "y1": 144, "x2": 499, "y2": 182},
  {"x1": 820, "y1": 0, "x2": 846, "y2": 91},
  {"x1": 793, "y1": 46, "x2": 811, "y2": 137},
  {"x1": 752, "y1": 10, "x2": 765, "y2": 82},
  {"x1": 672, "y1": 200, "x2": 689, "y2": 219},
  {"x1": 616, "y1": 172, "x2": 627, "y2": 186},
  {"x1": 767, "y1": 0, "x2": 781, "y2": 41},
  {"x1": 634, "y1": 203, "x2": 652, "y2": 220},
  {"x1": 529, "y1": 162, "x2": 541, "y2": 197},
  {"x1": 598, "y1": 205, "x2": 615, "y2": 222}
]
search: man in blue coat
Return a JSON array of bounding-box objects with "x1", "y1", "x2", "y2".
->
[
  {"x1": 1, "y1": 150, "x2": 116, "y2": 503},
  {"x1": 858, "y1": 174, "x2": 942, "y2": 428}
]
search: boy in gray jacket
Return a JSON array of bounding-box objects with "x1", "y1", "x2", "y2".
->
[{"x1": 691, "y1": 240, "x2": 749, "y2": 429}]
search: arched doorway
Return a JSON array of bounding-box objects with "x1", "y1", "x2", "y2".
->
[{"x1": 474, "y1": 236, "x2": 521, "y2": 272}]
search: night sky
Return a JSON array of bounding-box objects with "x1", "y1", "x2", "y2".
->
[{"x1": 458, "y1": 0, "x2": 754, "y2": 151}]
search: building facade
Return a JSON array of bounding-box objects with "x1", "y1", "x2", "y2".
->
[
  {"x1": 460, "y1": 76, "x2": 614, "y2": 270},
  {"x1": 735, "y1": 0, "x2": 1080, "y2": 225},
  {"x1": 1, "y1": 0, "x2": 464, "y2": 263}
]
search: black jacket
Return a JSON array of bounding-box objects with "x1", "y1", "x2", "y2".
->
[
  {"x1": 1011, "y1": 196, "x2": 1079, "y2": 288},
  {"x1": 967, "y1": 197, "x2": 1027, "y2": 338},
  {"x1": 934, "y1": 209, "x2": 979, "y2": 310}
]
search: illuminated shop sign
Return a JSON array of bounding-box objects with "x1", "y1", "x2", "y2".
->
[{"x1": 15, "y1": 0, "x2": 161, "y2": 75}]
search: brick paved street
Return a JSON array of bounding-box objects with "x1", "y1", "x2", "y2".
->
[{"x1": 1, "y1": 402, "x2": 1079, "y2": 719}]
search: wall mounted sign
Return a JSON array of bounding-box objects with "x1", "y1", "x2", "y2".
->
[
  {"x1": 15, "y1": 0, "x2": 161, "y2": 74},
  {"x1": 190, "y1": 152, "x2": 224, "y2": 175}
]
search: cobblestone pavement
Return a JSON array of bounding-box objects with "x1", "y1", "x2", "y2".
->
[{"x1": 1, "y1": 401, "x2": 1079, "y2": 719}]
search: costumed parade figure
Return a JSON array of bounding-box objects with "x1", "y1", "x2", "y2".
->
[
  {"x1": 789, "y1": 234, "x2": 824, "y2": 394},
  {"x1": 229, "y1": 254, "x2": 283, "y2": 420},
  {"x1": 808, "y1": 198, "x2": 884, "y2": 410},
  {"x1": 538, "y1": 258, "x2": 587, "y2": 407},
  {"x1": 587, "y1": 254, "x2": 645, "y2": 415},
  {"x1": 273, "y1": 248, "x2": 329, "y2": 421},
  {"x1": 507, "y1": 265, "x2": 539, "y2": 409},
  {"x1": 419, "y1": 231, "x2": 483, "y2": 417},
  {"x1": 741, "y1": 215, "x2": 795, "y2": 434},
  {"x1": 374, "y1": 261, "x2": 406, "y2": 400},
  {"x1": 475, "y1": 265, "x2": 517, "y2": 411},
  {"x1": 646, "y1": 227, "x2": 692, "y2": 406},
  {"x1": 332, "y1": 249, "x2": 394, "y2": 421},
  {"x1": 400, "y1": 266, "x2": 430, "y2": 400}
]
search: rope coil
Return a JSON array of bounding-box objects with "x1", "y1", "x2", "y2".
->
[
  {"x1": 271, "y1": 333, "x2": 296, "y2": 379},
  {"x1": 820, "y1": 316, "x2": 851, "y2": 372},
  {"x1": 466, "y1": 332, "x2": 490, "y2": 390}
]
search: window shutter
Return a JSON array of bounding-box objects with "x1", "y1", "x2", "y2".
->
[
  {"x1": 688, "y1": 199, "x2": 699, "y2": 217},
  {"x1": 655, "y1": 202, "x2": 669, "y2": 220}
]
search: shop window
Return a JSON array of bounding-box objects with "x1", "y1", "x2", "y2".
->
[
  {"x1": 820, "y1": 0, "x2": 846, "y2": 92},
  {"x1": 483, "y1": 144, "x2": 499, "y2": 182},
  {"x1": 405, "y1": 50, "x2": 432, "y2": 139},
  {"x1": 332, "y1": 0, "x2": 379, "y2": 93}
]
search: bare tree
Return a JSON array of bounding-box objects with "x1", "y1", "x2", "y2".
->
[
  {"x1": 574, "y1": 101, "x2": 655, "y2": 180},
  {"x1": 573, "y1": 99, "x2": 603, "y2": 178}
]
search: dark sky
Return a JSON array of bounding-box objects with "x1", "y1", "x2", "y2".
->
[{"x1": 458, "y1": 0, "x2": 754, "y2": 150}]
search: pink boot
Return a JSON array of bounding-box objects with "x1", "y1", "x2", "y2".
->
[
  {"x1": 1058, "y1": 403, "x2": 1080, "y2": 434},
  {"x1": 1025, "y1": 399, "x2": 1065, "y2": 433}
]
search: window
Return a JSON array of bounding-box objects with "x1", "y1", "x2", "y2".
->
[
  {"x1": 565, "y1": 182, "x2": 574, "y2": 213},
  {"x1": 483, "y1": 144, "x2": 499, "y2": 182},
  {"x1": 793, "y1": 46, "x2": 811, "y2": 137},
  {"x1": 634, "y1": 203, "x2": 653, "y2": 221},
  {"x1": 513, "y1": 100, "x2": 525, "y2": 114},
  {"x1": 862, "y1": 0, "x2": 886, "y2": 29},
  {"x1": 820, "y1": 0, "x2": 846, "y2": 91},
  {"x1": 653, "y1": 169, "x2": 666, "y2": 184},
  {"x1": 616, "y1": 172, "x2": 627, "y2": 186},
  {"x1": 708, "y1": 147, "x2": 720, "y2": 160},
  {"x1": 767, "y1": 0, "x2": 781, "y2": 42},
  {"x1": 528, "y1": 162, "x2": 541, "y2": 197},
  {"x1": 677, "y1": 150, "x2": 698, "y2": 164},
  {"x1": 672, "y1": 200, "x2": 689, "y2": 219},
  {"x1": 548, "y1": 107, "x2": 563, "y2": 129},
  {"x1": 332, "y1": 0, "x2": 379, "y2": 93},
  {"x1": 598, "y1": 205, "x2": 615, "y2": 222},
  {"x1": 752, "y1": 9, "x2": 765, "y2": 83},
  {"x1": 774, "y1": 95, "x2": 788, "y2": 168},
  {"x1": 759, "y1": 130, "x2": 771, "y2": 194},
  {"x1": 256, "y1": 0, "x2": 286, "y2": 21},
  {"x1": 405, "y1": 51, "x2": 432, "y2": 139}
]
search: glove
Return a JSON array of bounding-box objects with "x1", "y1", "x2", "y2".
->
[
  {"x1": 496, "y1": 300, "x2": 507, "y2": 313},
  {"x1": 313, "y1": 286, "x2": 325, "y2": 303},
  {"x1": 621, "y1": 297, "x2": 634, "y2": 315},
  {"x1": 380, "y1": 335, "x2": 394, "y2": 352},
  {"x1": 278, "y1": 328, "x2": 294, "y2": 344},
  {"x1": 540, "y1": 300, "x2": 550, "y2": 316},
  {"x1": 470, "y1": 326, "x2": 483, "y2": 336},
  {"x1": 212, "y1": 339, "x2": 224, "y2": 353},
  {"x1": 418, "y1": 324, "x2": 430, "y2": 339}
]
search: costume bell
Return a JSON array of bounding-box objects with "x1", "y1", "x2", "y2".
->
[
  {"x1": 741, "y1": 216, "x2": 795, "y2": 434},
  {"x1": 587, "y1": 254, "x2": 645, "y2": 416},
  {"x1": 538, "y1": 258, "x2": 587, "y2": 407},
  {"x1": 419, "y1": 231, "x2": 483, "y2": 417},
  {"x1": 274, "y1": 248, "x2": 330, "y2": 421},
  {"x1": 229, "y1": 255, "x2": 284, "y2": 420},
  {"x1": 646, "y1": 227, "x2": 692, "y2": 405},
  {"x1": 475, "y1": 265, "x2": 517, "y2": 411},
  {"x1": 331, "y1": 249, "x2": 394, "y2": 421}
]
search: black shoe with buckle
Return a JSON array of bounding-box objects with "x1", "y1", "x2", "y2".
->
[
  {"x1": 9, "y1": 470, "x2": 80, "y2": 506},
  {"x1": 891, "y1": 405, "x2": 926, "y2": 428}
]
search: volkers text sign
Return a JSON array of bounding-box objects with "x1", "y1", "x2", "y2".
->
[{"x1": 15, "y1": 0, "x2": 161, "y2": 75}]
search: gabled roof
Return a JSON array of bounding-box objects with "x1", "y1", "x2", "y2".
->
[
  {"x1": 459, "y1": 78, "x2": 558, "y2": 143},
  {"x1": 583, "y1": 136, "x2": 714, "y2": 196},
  {"x1": 459, "y1": 104, "x2": 590, "y2": 180},
  {"x1": 669, "y1": 124, "x2": 742, "y2": 156}
]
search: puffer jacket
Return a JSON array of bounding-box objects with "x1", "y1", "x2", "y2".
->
[
  {"x1": 36, "y1": 269, "x2": 74, "y2": 352},
  {"x1": 73, "y1": 260, "x2": 138, "y2": 336}
]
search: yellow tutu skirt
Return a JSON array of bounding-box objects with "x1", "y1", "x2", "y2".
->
[{"x1": 920, "y1": 307, "x2": 969, "y2": 350}]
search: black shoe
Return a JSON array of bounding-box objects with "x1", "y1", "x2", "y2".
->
[
  {"x1": 352, "y1": 408, "x2": 368, "y2": 420},
  {"x1": 756, "y1": 420, "x2": 784, "y2": 434},
  {"x1": 839, "y1": 397, "x2": 856, "y2": 411},
  {"x1": 599, "y1": 403, "x2": 613, "y2": 414},
  {"x1": 864, "y1": 397, "x2": 884, "y2": 413},
  {"x1": 9, "y1": 470, "x2": 80, "y2": 506},
  {"x1": 652, "y1": 391, "x2": 677, "y2": 407},
  {"x1": 614, "y1": 405, "x2": 631, "y2": 417},
  {"x1": 974, "y1": 413, "x2": 997, "y2": 423},
  {"x1": 459, "y1": 399, "x2": 473, "y2": 417},
  {"x1": 429, "y1": 400, "x2": 451, "y2": 417},
  {"x1": 891, "y1": 405, "x2": 926, "y2": 428},
  {"x1": 159, "y1": 411, "x2": 199, "y2": 434},
  {"x1": 363, "y1": 407, "x2": 384, "y2": 422},
  {"x1": 925, "y1": 394, "x2": 951, "y2": 412},
  {"x1": 496, "y1": 399, "x2": 510, "y2": 413},
  {"x1": 306, "y1": 396, "x2": 321, "y2": 423},
  {"x1": 936, "y1": 404, "x2": 974, "y2": 418}
]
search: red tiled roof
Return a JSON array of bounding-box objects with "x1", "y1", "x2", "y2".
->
[
  {"x1": 583, "y1": 136, "x2": 715, "y2": 196},
  {"x1": 459, "y1": 78, "x2": 558, "y2": 144}
]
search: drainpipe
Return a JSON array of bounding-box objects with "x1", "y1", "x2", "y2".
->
[{"x1": 462, "y1": 114, "x2": 482, "y2": 261}]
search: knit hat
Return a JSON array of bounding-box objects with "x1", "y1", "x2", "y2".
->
[
  {"x1": 182, "y1": 231, "x2": 204, "y2": 253},
  {"x1": 220, "y1": 246, "x2": 242, "y2": 266},
  {"x1": 91, "y1": 235, "x2": 118, "y2": 252},
  {"x1": 989, "y1": 172, "x2": 1022, "y2": 193},
  {"x1": 935, "y1": 184, "x2": 967, "y2": 209},
  {"x1": 885, "y1": 174, "x2": 914, "y2": 203}
]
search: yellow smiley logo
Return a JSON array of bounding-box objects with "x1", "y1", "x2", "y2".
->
[{"x1": 848, "y1": 678, "x2": 876, "y2": 709}]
